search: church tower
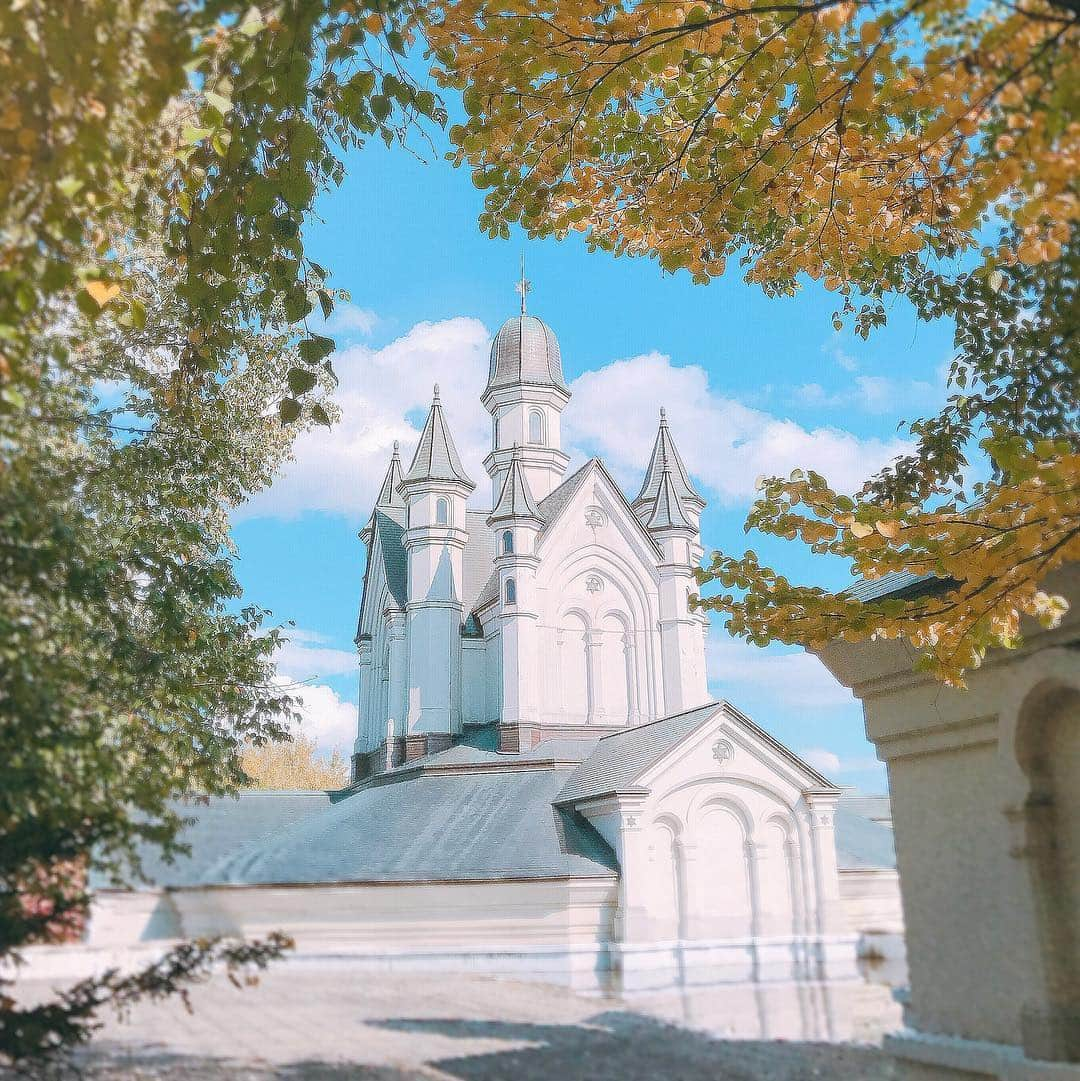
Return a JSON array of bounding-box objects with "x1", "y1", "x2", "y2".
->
[
  {"x1": 399, "y1": 386, "x2": 475, "y2": 753},
  {"x1": 638, "y1": 409, "x2": 710, "y2": 715},
  {"x1": 483, "y1": 266, "x2": 571, "y2": 506}
]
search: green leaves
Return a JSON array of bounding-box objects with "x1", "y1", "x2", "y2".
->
[{"x1": 278, "y1": 397, "x2": 302, "y2": 422}]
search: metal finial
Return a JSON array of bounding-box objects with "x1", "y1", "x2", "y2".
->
[
  {"x1": 659, "y1": 406, "x2": 667, "y2": 423},
  {"x1": 515, "y1": 253, "x2": 531, "y2": 315},
  {"x1": 433, "y1": 383, "x2": 440, "y2": 400},
  {"x1": 392, "y1": 440, "x2": 399, "y2": 454}
]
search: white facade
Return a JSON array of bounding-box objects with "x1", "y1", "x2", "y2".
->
[{"x1": 352, "y1": 310, "x2": 712, "y2": 771}]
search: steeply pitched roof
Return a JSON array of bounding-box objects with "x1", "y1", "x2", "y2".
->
[
  {"x1": 489, "y1": 445, "x2": 541, "y2": 524},
  {"x1": 402, "y1": 386, "x2": 475, "y2": 490},
  {"x1": 374, "y1": 441, "x2": 406, "y2": 509},
  {"x1": 374, "y1": 509, "x2": 408, "y2": 608},
  {"x1": 834, "y1": 805, "x2": 897, "y2": 870},
  {"x1": 645, "y1": 465, "x2": 693, "y2": 531},
  {"x1": 634, "y1": 408, "x2": 705, "y2": 512},
  {"x1": 199, "y1": 767, "x2": 617, "y2": 886}
]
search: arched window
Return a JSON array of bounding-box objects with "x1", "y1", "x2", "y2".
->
[
  {"x1": 505, "y1": 578, "x2": 517, "y2": 605},
  {"x1": 435, "y1": 497, "x2": 449, "y2": 525},
  {"x1": 501, "y1": 529, "x2": 514, "y2": 555},
  {"x1": 528, "y1": 409, "x2": 545, "y2": 445}
]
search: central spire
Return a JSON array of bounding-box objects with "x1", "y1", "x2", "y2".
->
[{"x1": 515, "y1": 253, "x2": 530, "y2": 315}]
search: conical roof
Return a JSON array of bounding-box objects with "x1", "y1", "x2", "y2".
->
[
  {"x1": 401, "y1": 386, "x2": 475, "y2": 491},
  {"x1": 375, "y1": 441, "x2": 406, "y2": 509},
  {"x1": 634, "y1": 408, "x2": 704, "y2": 512},
  {"x1": 488, "y1": 445, "x2": 541, "y2": 524},
  {"x1": 646, "y1": 464, "x2": 693, "y2": 531}
]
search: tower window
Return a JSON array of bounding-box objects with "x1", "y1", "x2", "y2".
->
[
  {"x1": 505, "y1": 578, "x2": 517, "y2": 605},
  {"x1": 435, "y1": 497, "x2": 449, "y2": 525},
  {"x1": 528, "y1": 409, "x2": 545, "y2": 445},
  {"x1": 502, "y1": 529, "x2": 514, "y2": 555}
]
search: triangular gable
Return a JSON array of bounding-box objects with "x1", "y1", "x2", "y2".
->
[
  {"x1": 537, "y1": 458, "x2": 663, "y2": 562},
  {"x1": 556, "y1": 700, "x2": 836, "y2": 806},
  {"x1": 356, "y1": 511, "x2": 406, "y2": 641}
]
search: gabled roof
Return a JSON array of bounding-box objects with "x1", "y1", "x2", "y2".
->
[
  {"x1": 646, "y1": 465, "x2": 693, "y2": 531},
  {"x1": 401, "y1": 386, "x2": 475, "y2": 490},
  {"x1": 845, "y1": 570, "x2": 946, "y2": 603},
  {"x1": 556, "y1": 700, "x2": 836, "y2": 805},
  {"x1": 489, "y1": 445, "x2": 541, "y2": 524},
  {"x1": 634, "y1": 408, "x2": 705, "y2": 512},
  {"x1": 374, "y1": 441, "x2": 406, "y2": 509}
]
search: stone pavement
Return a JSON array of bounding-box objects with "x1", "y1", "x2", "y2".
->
[{"x1": 12, "y1": 966, "x2": 904, "y2": 1080}]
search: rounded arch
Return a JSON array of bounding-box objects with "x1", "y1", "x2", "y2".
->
[
  {"x1": 527, "y1": 408, "x2": 545, "y2": 445},
  {"x1": 501, "y1": 529, "x2": 514, "y2": 555},
  {"x1": 435, "y1": 497, "x2": 450, "y2": 526},
  {"x1": 504, "y1": 577, "x2": 517, "y2": 604}
]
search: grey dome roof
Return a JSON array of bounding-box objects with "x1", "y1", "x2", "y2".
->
[{"x1": 487, "y1": 315, "x2": 567, "y2": 395}]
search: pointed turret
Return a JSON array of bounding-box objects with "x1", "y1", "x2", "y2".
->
[
  {"x1": 402, "y1": 385, "x2": 475, "y2": 492},
  {"x1": 488, "y1": 444, "x2": 541, "y2": 525},
  {"x1": 375, "y1": 441, "x2": 406, "y2": 509},
  {"x1": 646, "y1": 462, "x2": 693, "y2": 532},
  {"x1": 634, "y1": 408, "x2": 705, "y2": 520}
]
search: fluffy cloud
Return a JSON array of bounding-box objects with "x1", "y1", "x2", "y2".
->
[
  {"x1": 799, "y1": 746, "x2": 882, "y2": 778},
  {"x1": 275, "y1": 628, "x2": 357, "y2": 681},
  {"x1": 316, "y1": 301, "x2": 379, "y2": 339},
  {"x1": 706, "y1": 632, "x2": 855, "y2": 710},
  {"x1": 240, "y1": 317, "x2": 492, "y2": 520},
  {"x1": 243, "y1": 318, "x2": 913, "y2": 519},
  {"x1": 564, "y1": 351, "x2": 911, "y2": 502},
  {"x1": 288, "y1": 682, "x2": 356, "y2": 755},
  {"x1": 792, "y1": 374, "x2": 939, "y2": 415}
]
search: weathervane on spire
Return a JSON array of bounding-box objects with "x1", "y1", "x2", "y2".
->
[{"x1": 515, "y1": 253, "x2": 531, "y2": 315}]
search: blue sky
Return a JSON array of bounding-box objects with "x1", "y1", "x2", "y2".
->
[{"x1": 230, "y1": 126, "x2": 957, "y2": 794}]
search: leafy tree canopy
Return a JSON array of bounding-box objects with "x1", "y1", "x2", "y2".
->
[
  {"x1": 426, "y1": 0, "x2": 1079, "y2": 683},
  {"x1": 241, "y1": 735, "x2": 350, "y2": 789}
]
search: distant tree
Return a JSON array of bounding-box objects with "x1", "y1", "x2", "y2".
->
[
  {"x1": 426, "y1": 0, "x2": 1079, "y2": 682},
  {"x1": 241, "y1": 737, "x2": 350, "y2": 790},
  {"x1": 0, "y1": 231, "x2": 337, "y2": 1063}
]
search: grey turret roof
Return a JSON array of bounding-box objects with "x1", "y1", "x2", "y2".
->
[
  {"x1": 402, "y1": 386, "x2": 475, "y2": 490},
  {"x1": 375, "y1": 441, "x2": 406, "y2": 509},
  {"x1": 646, "y1": 464, "x2": 693, "y2": 531},
  {"x1": 488, "y1": 445, "x2": 541, "y2": 524},
  {"x1": 634, "y1": 408, "x2": 705, "y2": 512},
  {"x1": 486, "y1": 315, "x2": 567, "y2": 397}
]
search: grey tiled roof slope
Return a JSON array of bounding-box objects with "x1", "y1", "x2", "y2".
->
[
  {"x1": 634, "y1": 410, "x2": 704, "y2": 511},
  {"x1": 834, "y1": 806, "x2": 897, "y2": 870},
  {"x1": 89, "y1": 791, "x2": 333, "y2": 891},
  {"x1": 555, "y1": 702, "x2": 722, "y2": 804},
  {"x1": 489, "y1": 448, "x2": 541, "y2": 522},
  {"x1": 201, "y1": 768, "x2": 617, "y2": 885},
  {"x1": 646, "y1": 467, "x2": 692, "y2": 530},
  {"x1": 402, "y1": 391, "x2": 474, "y2": 489},
  {"x1": 557, "y1": 701, "x2": 836, "y2": 805},
  {"x1": 487, "y1": 314, "x2": 567, "y2": 394},
  {"x1": 845, "y1": 570, "x2": 946, "y2": 603},
  {"x1": 374, "y1": 509, "x2": 408, "y2": 608}
]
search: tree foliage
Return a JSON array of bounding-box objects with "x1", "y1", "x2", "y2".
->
[
  {"x1": 0, "y1": 229, "x2": 337, "y2": 1061},
  {"x1": 241, "y1": 736, "x2": 350, "y2": 789},
  {"x1": 1, "y1": 0, "x2": 440, "y2": 420},
  {"x1": 426, "y1": 0, "x2": 1079, "y2": 681}
]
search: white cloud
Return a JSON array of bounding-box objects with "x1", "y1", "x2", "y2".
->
[
  {"x1": 800, "y1": 746, "x2": 882, "y2": 777},
  {"x1": 288, "y1": 682, "x2": 356, "y2": 755},
  {"x1": 564, "y1": 351, "x2": 911, "y2": 502},
  {"x1": 790, "y1": 374, "x2": 939, "y2": 415},
  {"x1": 275, "y1": 628, "x2": 357, "y2": 681},
  {"x1": 317, "y1": 301, "x2": 379, "y2": 339},
  {"x1": 240, "y1": 317, "x2": 492, "y2": 520},
  {"x1": 706, "y1": 632, "x2": 856, "y2": 710}
]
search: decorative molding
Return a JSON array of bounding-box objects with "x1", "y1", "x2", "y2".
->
[{"x1": 712, "y1": 739, "x2": 735, "y2": 766}]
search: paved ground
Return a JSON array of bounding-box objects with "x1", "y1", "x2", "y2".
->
[{"x1": 9, "y1": 965, "x2": 904, "y2": 1080}]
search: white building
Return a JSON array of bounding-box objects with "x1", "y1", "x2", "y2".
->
[{"x1": 79, "y1": 302, "x2": 902, "y2": 993}]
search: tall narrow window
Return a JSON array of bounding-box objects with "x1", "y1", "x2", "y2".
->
[
  {"x1": 505, "y1": 578, "x2": 517, "y2": 605},
  {"x1": 528, "y1": 409, "x2": 545, "y2": 445},
  {"x1": 435, "y1": 497, "x2": 449, "y2": 525},
  {"x1": 502, "y1": 529, "x2": 514, "y2": 554}
]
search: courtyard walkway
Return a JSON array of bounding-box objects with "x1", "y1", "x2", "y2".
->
[{"x1": 11, "y1": 964, "x2": 904, "y2": 1080}]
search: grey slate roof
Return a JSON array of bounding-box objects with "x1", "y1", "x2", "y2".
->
[
  {"x1": 487, "y1": 314, "x2": 567, "y2": 396},
  {"x1": 462, "y1": 512, "x2": 494, "y2": 611},
  {"x1": 556, "y1": 702, "x2": 723, "y2": 804},
  {"x1": 646, "y1": 466, "x2": 693, "y2": 531},
  {"x1": 375, "y1": 442, "x2": 407, "y2": 509},
  {"x1": 834, "y1": 805, "x2": 897, "y2": 871},
  {"x1": 489, "y1": 446, "x2": 541, "y2": 524},
  {"x1": 90, "y1": 791, "x2": 333, "y2": 891},
  {"x1": 634, "y1": 408, "x2": 705, "y2": 512},
  {"x1": 845, "y1": 570, "x2": 946, "y2": 603},
  {"x1": 373, "y1": 508, "x2": 408, "y2": 608},
  {"x1": 402, "y1": 387, "x2": 475, "y2": 490},
  {"x1": 200, "y1": 767, "x2": 617, "y2": 886}
]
